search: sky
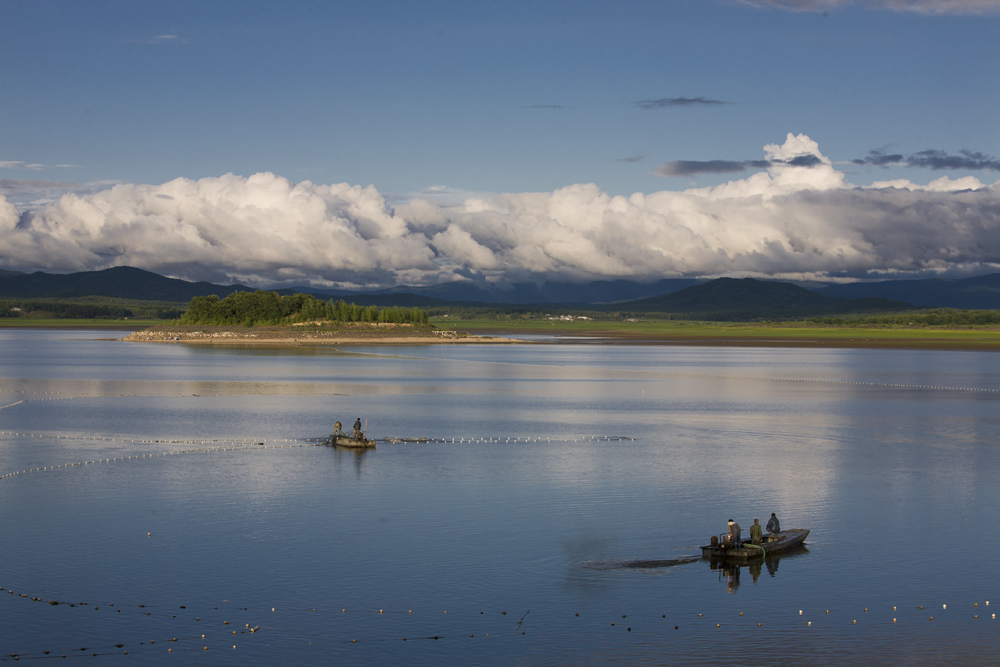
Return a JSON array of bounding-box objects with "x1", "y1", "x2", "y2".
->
[{"x1": 1, "y1": 0, "x2": 999, "y2": 289}]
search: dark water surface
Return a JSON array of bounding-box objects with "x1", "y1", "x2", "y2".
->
[{"x1": 1, "y1": 330, "x2": 998, "y2": 665}]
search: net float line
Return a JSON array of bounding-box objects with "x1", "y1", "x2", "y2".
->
[
  {"x1": 2, "y1": 597, "x2": 995, "y2": 662},
  {"x1": 0, "y1": 435, "x2": 320, "y2": 482}
]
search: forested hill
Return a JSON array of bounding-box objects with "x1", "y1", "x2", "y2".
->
[
  {"x1": 0, "y1": 266, "x2": 249, "y2": 301},
  {"x1": 817, "y1": 273, "x2": 1000, "y2": 309},
  {"x1": 619, "y1": 278, "x2": 919, "y2": 320},
  {"x1": 0, "y1": 266, "x2": 443, "y2": 307}
]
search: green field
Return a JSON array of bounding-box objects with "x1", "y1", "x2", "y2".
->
[{"x1": 432, "y1": 316, "x2": 1000, "y2": 350}]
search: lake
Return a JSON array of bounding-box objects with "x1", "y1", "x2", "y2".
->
[{"x1": 1, "y1": 329, "x2": 998, "y2": 665}]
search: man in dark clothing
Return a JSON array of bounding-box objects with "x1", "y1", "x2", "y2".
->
[
  {"x1": 353, "y1": 418, "x2": 362, "y2": 439},
  {"x1": 728, "y1": 519, "x2": 741, "y2": 549},
  {"x1": 766, "y1": 513, "x2": 780, "y2": 536}
]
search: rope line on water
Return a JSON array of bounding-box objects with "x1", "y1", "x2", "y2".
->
[
  {"x1": 0, "y1": 593, "x2": 993, "y2": 662},
  {"x1": 0, "y1": 431, "x2": 636, "y2": 482}
]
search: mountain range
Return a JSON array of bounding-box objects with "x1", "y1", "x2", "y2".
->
[{"x1": 2, "y1": 266, "x2": 1000, "y2": 315}]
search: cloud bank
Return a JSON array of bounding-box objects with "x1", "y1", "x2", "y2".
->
[
  {"x1": 853, "y1": 148, "x2": 1000, "y2": 171},
  {"x1": 741, "y1": 0, "x2": 1000, "y2": 14},
  {"x1": 2, "y1": 133, "x2": 998, "y2": 288},
  {"x1": 634, "y1": 97, "x2": 731, "y2": 110}
]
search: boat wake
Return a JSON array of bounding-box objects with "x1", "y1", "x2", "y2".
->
[{"x1": 582, "y1": 556, "x2": 702, "y2": 570}]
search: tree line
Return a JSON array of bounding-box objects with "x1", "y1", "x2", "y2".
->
[
  {"x1": 806, "y1": 309, "x2": 1000, "y2": 327},
  {"x1": 1, "y1": 299, "x2": 183, "y2": 320},
  {"x1": 178, "y1": 290, "x2": 430, "y2": 327}
]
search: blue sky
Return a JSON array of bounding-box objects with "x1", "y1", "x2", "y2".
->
[{"x1": 1, "y1": 0, "x2": 999, "y2": 289}]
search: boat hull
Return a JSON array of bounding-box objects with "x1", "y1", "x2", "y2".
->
[
  {"x1": 325, "y1": 434, "x2": 375, "y2": 448},
  {"x1": 701, "y1": 528, "x2": 809, "y2": 560}
]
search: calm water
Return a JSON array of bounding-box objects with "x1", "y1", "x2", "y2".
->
[{"x1": 1, "y1": 330, "x2": 999, "y2": 665}]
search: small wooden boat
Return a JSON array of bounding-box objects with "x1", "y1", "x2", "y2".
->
[
  {"x1": 324, "y1": 434, "x2": 375, "y2": 448},
  {"x1": 700, "y1": 528, "x2": 809, "y2": 560}
]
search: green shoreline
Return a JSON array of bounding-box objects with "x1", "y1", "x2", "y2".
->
[
  {"x1": 436, "y1": 319, "x2": 1000, "y2": 351},
  {"x1": 3, "y1": 318, "x2": 1000, "y2": 350}
]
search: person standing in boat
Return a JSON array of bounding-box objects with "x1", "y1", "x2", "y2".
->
[
  {"x1": 766, "y1": 513, "x2": 780, "y2": 536},
  {"x1": 750, "y1": 518, "x2": 763, "y2": 546},
  {"x1": 353, "y1": 418, "x2": 363, "y2": 439},
  {"x1": 334, "y1": 421, "x2": 342, "y2": 436},
  {"x1": 727, "y1": 519, "x2": 741, "y2": 549}
]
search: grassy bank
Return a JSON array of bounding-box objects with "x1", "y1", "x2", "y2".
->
[{"x1": 433, "y1": 317, "x2": 1000, "y2": 350}]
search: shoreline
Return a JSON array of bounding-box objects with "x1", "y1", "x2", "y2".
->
[
  {"x1": 121, "y1": 324, "x2": 527, "y2": 345},
  {"x1": 4, "y1": 321, "x2": 998, "y2": 351}
]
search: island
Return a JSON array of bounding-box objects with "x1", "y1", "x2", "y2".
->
[{"x1": 122, "y1": 322, "x2": 523, "y2": 345}]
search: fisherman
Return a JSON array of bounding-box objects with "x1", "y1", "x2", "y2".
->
[
  {"x1": 766, "y1": 512, "x2": 781, "y2": 536},
  {"x1": 727, "y1": 519, "x2": 741, "y2": 549},
  {"x1": 333, "y1": 421, "x2": 342, "y2": 436},
  {"x1": 750, "y1": 518, "x2": 763, "y2": 545},
  {"x1": 353, "y1": 417, "x2": 362, "y2": 439}
]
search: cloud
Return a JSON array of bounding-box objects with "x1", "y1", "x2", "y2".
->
[
  {"x1": 0, "y1": 161, "x2": 46, "y2": 171},
  {"x1": 127, "y1": 34, "x2": 190, "y2": 45},
  {"x1": 0, "y1": 179, "x2": 124, "y2": 209},
  {"x1": 656, "y1": 132, "x2": 833, "y2": 178},
  {"x1": 740, "y1": 0, "x2": 1000, "y2": 14},
  {"x1": 868, "y1": 175, "x2": 989, "y2": 191},
  {"x1": 853, "y1": 148, "x2": 1000, "y2": 171},
  {"x1": 2, "y1": 134, "x2": 998, "y2": 288},
  {"x1": 633, "y1": 97, "x2": 731, "y2": 110},
  {"x1": 656, "y1": 160, "x2": 757, "y2": 176}
]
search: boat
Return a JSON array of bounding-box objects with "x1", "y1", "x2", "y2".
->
[
  {"x1": 324, "y1": 434, "x2": 375, "y2": 448},
  {"x1": 700, "y1": 528, "x2": 810, "y2": 560}
]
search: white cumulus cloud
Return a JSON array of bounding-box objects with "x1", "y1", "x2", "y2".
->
[{"x1": 1, "y1": 134, "x2": 998, "y2": 288}]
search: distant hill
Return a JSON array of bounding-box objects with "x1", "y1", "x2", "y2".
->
[
  {"x1": 817, "y1": 274, "x2": 1000, "y2": 310},
  {"x1": 0, "y1": 266, "x2": 254, "y2": 301},
  {"x1": 618, "y1": 277, "x2": 919, "y2": 320},
  {"x1": 288, "y1": 277, "x2": 704, "y2": 305},
  {"x1": 0, "y1": 266, "x2": 446, "y2": 307},
  {"x1": 4, "y1": 266, "x2": 996, "y2": 316}
]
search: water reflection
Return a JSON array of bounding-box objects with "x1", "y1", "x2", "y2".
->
[
  {"x1": 710, "y1": 546, "x2": 810, "y2": 593},
  {"x1": 325, "y1": 441, "x2": 373, "y2": 477}
]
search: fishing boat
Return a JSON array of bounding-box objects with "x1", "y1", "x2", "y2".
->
[
  {"x1": 324, "y1": 434, "x2": 375, "y2": 448},
  {"x1": 700, "y1": 528, "x2": 810, "y2": 560}
]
